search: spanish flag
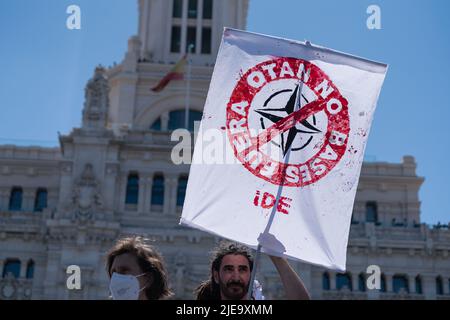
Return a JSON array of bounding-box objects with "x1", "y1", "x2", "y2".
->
[{"x1": 151, "y1": 55, "x2": 187, "y2": 92}]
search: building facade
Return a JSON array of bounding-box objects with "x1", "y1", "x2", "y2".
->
[{"x1": 0, "y1": 0, "x2": 449, "y2": 300}]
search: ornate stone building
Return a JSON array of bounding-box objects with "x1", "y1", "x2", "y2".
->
[{"x1": 0, "y1": 0, "x2": 449, "y2": 300}]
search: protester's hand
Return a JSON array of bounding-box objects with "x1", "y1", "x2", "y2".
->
[{"x1": 257, "y1": 232, "x2": 286, "y2": 254}]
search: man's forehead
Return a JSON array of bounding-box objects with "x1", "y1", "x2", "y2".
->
[{"x1": 221, "y1": 254, "x2": 250, "y2": 267}]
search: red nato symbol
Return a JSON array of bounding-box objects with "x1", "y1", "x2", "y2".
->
[{"x1": 226, "y1": 57, "x2": 350, "y2": 188}]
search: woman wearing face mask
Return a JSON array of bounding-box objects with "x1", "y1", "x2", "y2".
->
[{"x1": 106, "y1": 236, "x2": 173, "y2": 300}]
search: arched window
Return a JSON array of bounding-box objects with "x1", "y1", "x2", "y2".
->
[
  {"x1": 150, "y1": 118, "x2": 161, "y2": 131},
  {"x1": 9, "y1": 187, "x2": 23, "y2": 211},
  {"x1": 380, "y1": 274, "x2": 387, "y2": 292},
  {"x1": 2, "y1": 259, "x2": 21, "y2": 278},
  {"x1": 177, "y1": 176, "x2": 188, "y2": 207},
  {"x1": 436, "y1": 276, "x2": 444, "y2": 295},
  {"x1": 365, "y1": 201, "x2": 378, "y2": 223},
  {"x1": 150, "y1": 110, "x2": 203, "y2": 132},
  {"x1": 322, "y1": 272, "x2": 330, "y2": 291},
  {"x1": 34, "y1": 188, "x2": 48, "y2": 212},
  {"x1": 336, "y1": 273, "x2": 352, "y2": 291},
  {"x1": 393, "y1": 275, "x2": 409, "y2": 293},
  {"x1": 358, "y1": 273, "x2": 366, "y2": 292},
  {"x1": 26, "y1": 260, "x2": 35, "y2": 279},
  {"x1": 151, "y1": 174, "x2": 165, "y2": 206},
  {"x1": 168, "y1": 110, "x2": 203, "y2": 131},
  {"x1": 415, "y1": 275, "x2": 423, "y2": 294},
  {"x1": 125, "y1": 173, "x2": 139, "y2": 205}
]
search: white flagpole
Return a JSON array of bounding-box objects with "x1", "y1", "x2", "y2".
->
[
  {"x1": 248, "y1": 79, "x2": 305, "y2": 300},
  {"x1": 185, "y1": 44, "x2": 194, "y2": 130}
]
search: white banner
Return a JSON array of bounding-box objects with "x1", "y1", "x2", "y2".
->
[{"x1": 180, "y1": 28, "x2": 387, "y2": 271}]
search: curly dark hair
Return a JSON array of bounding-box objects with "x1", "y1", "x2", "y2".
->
[
  {"x1": 106, "y1": 236, "x2": 173, "y2": 300},
  {"x1": 195, "y1": 241, "x2": 254, "y2": 300}
]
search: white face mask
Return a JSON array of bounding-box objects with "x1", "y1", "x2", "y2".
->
[{"x1": 109, "y1": 272, "x2": 147, "y2": 300}]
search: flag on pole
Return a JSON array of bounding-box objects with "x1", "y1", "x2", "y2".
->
[
  {"x1": 180, "y1": 28, "x2": 387, "y2": 271},
  {"x1": 151, "y1": 55, "x2": 187, "y2": 92}
]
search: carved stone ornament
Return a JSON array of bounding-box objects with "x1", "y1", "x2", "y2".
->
[{"x1": 69, "y1": 163, "x2": 103, "y2": 222}]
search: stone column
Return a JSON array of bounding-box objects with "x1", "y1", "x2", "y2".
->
[
  {"x1": 141, "y1": 173, "x2": 153, "y2": 215},
  {"x1": 164, "y1": 175, "x2": 178, "y2": 215},
  {"x1": 20, "y1": 261, "x2": 27, "y2": 279},
  {"x1": 163, "y1": 175, "x2": 175, "y2": 215},
  {"x1": 443, "y1": 276, "x2": 449, "y2": 295},
  {"x1": 23, "y1": 188, "x2": 35, "y2": 212},
  {"x1": 103, "y1": 164, "x2": 119, "y2": 215},
  {"x1": 161, "y1": 112, "x2": 169, "y2": 131},
  {"x1": 57, "y1": 161, "x2": 74, "y2": 214},
  {"x1": 351, "y1": 273, "x2": 359, "y2": 292},
  {"x1": 385, "y1": 273, "x2": 393, "y2": 293},
  {"x1": 408, "y1": 274, "x2": 416, "y2": 294},
  {"x1": 196, "y1": 0, "x2": 204, "y2": 55},
  {"x1": 47, "y1": 189, "x2": 59, "y2": 214},
  {"x1": 180, "y1": 0, "x2": 188, "y2": 55},
  {"x1": 168, "y1": 176, "x2": 179, "y2": 215},
  {"x1": 330, "y1": 272, "x2": 336, "y2": 290},
  {"x1": 137, "y1": 174, "x2": 147, "y2": 214},
  {"x1": 0, "y1": 187, "x2": 10, "y2": 211},
  {"x1": 118, "y1": 173, "x2": 127, "y2": 213},
  {"x1": 422, "y1": 274, "x2": 437, "y2": 300}
]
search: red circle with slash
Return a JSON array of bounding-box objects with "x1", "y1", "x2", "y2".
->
[{"x1": 226, "y1": 57, "x2": 350, "y2": 187}]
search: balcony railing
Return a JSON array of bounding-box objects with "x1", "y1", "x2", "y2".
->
[
  {"x1": 321, "y1": 289, "x2": 368, "y2": 300},
  {"x1": 0, "y1": 275, "x2": 33, "y2": 300},
  {"x1": 0, "y1": 210, "x2": 44, "y2": 232}
]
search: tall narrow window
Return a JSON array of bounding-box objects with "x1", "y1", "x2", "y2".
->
[
  {"x1": 151, "y1": 175, "x2": 165, "y2": 206},
  {"x1": 172, "y1": 0, "x2": 183, "y2": 18},
  {"x1": 125, "y1": 174, "x2": 139, "y2": 205},
  {"x1": 26, "y1": 260, "x2": 35, "y2": 279},
  {"x1": 436, "y1": 276, "x2": 444, "y2": 295},
  {"x1": 393, "y1": 275, "x2": 409, "y2": 293},
  {"x1": 2, "y1": 259, "x2": 21, "y2": 278},
  {"x1": 177, "y1": 176, "x2": 188, "y2": 207},
  {"x1": 380, "y1": 274, "x2": 386, "y2": 292},
  {"x1": 171, "y1": 26, "x2": 181, "y2": 53},
  {"x1": 322, "y1": 272, "x2": 330, "y2": 291},
  {"x1": 34, "y1": 188, "x2": 48, "y2": 212},
  {"x1": 415, "y1": 276, "x2": 423, "y2": 294},
  {"x1": 186, "y1": 26, "x2": 196, "y2": 53},
  {"x1": 9, "y1": 187, "x2": 23, "y2": 211},
  {"x1": 188, "y1": 0, "x2": 198, "y2": 19},
  {"x1": 336, "y1": 273, "x2": 352, "y2": 291},
  {"x1": 168, "y1": 110, "x2": 202, "y2": 131},
  {"x1": 358, "y1": 273, "x2": 366, "y2": 292},
  {"x1": 448, "y1": 279, "x2": 450, "y2": 295},
  {"x1": 366, "y1": 201, "x2": 378, "y2": 223},
  {"x1": 150, "y1": 118, "x2": 161, "y2": 131},
  {"x1": 203, "y1": 0, "x2": 213, "y2": 19},
  {"x1": 201, "y1": 27, "x2": 211, "y2": 54}
]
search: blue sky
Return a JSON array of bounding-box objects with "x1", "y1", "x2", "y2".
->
[{"x1": 0, "y1": 0, "x2": 449, "y2": 224}]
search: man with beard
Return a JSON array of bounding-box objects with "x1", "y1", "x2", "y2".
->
[{"x1": 195, "y1": 241, "x2": 310, "y2": 300}]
